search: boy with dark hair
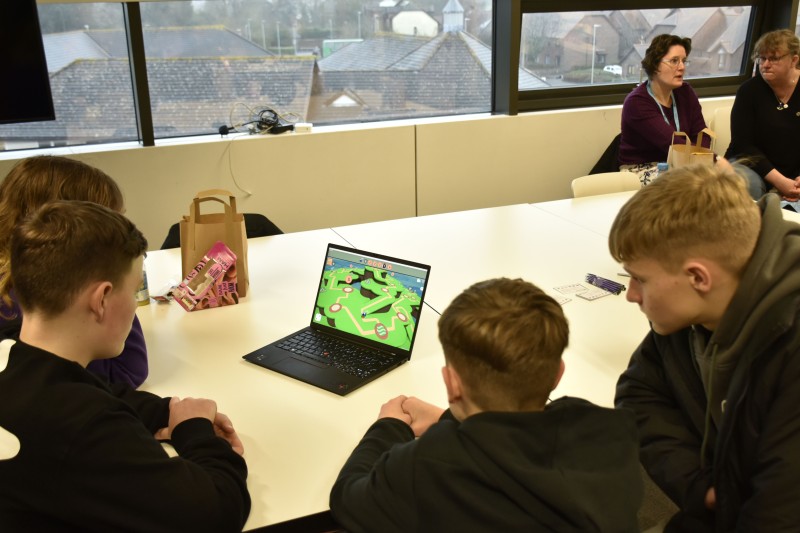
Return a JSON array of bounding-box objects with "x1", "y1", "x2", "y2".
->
[
  {"x1": 0, "y1": 200, "x2": 250, "y2": 531},
  {"x1": 330, "y1": 277, "x2": 642, "y2": 532},
  {"x1": 610, "y1": 164, "x2": 800, "y2": 531}
]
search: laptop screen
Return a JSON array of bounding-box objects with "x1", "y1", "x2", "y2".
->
[{"x1": 311, "y1": 244, "x2": 430, "y2": 352}]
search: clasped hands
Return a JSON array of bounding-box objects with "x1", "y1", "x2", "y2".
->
[
  {"x1": 777, "y1": 176, "x2": 800, "y2": 202},
  {"x1": 379, "y1": 395, "x2": 446, "y2": 437},
  {"x1": 154, "y1": 396, "x2": 244, "y2": 456}
]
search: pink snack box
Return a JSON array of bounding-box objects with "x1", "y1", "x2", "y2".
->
[{"x1": 172, "y1": 241, "x2": 238, "y2": 312}]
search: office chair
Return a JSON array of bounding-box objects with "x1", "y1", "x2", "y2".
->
[
  {"x1": 571, "y1": 172, "x2": 641, "y2": 198},
  {"x1": 160, "y1": 213, "x2": 283, "y2": 249}
]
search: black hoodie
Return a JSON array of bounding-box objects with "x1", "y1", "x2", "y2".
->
[
  {"x1": 617, "y1": 194, "x2": 800, "y2": 532},
  {"x1": 331, "y1": 396, "x2": 642, "y2": 532}
]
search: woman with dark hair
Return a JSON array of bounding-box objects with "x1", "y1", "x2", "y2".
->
[
  {"x1": 0, "y1": 155, "x2": 149, "y2": 387},
  {"x1": 725, "y1": 29, "x2": 800, "y2": 202},
  {"x1": 618, "y1": 34, "x2": 708, "y2": 184}
]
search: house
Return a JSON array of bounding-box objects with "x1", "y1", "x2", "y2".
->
[
  {"x1": 1, "y1": 6, "x2": 546, "y2": 147},
  {"x1": 313, "y1": 4, "x2": 547, "y2": 124},
  {"x1": 43, "y1": 25, "x2": 271, "y2": 74},
  {"x1": 561, "y1": 13, "x2": 620, "y2": 73},
  {"x1": 707, "y1": 8, "x2": 751, "y2": 75},
  {"x1": 619, "y1": 43, "x2": 650, "y2": 82},
  {"x1": 393, "y1": 11, "x2": 439, "y2": 37},
  {"x1": 647, "y1": 7, "x2": 727, "y2": 76},
  {"x1": 0, "y1": 56, "x2": 315, "y2": 148}
]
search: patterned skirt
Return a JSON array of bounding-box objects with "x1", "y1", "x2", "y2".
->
[{"x1": 619, "y1": 162, "x2": 659, "y2": 186}]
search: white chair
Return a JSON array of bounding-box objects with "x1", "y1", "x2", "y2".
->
[
  {"x1": 571, "y1": 171, "x2": 642, "y2": 198},
  {"x1": 710, "y1": 105, "x2": 732, "y2": 156}
]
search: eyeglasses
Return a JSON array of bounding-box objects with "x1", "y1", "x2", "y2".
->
[
  {"x1": 755, "y1": 54, "x2": 788, "y2": 64},
  {"x1": 662, "y1": 57, "x2": 690, "y2": 68}
]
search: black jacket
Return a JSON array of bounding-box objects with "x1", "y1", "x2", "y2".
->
[
  {"x1": 616, "y1": 194, "x2": 800, "y2": 532},
  {"x1": 330, "y1": 396, "x2": 642, "y2": 533},
  {"x1": 725, "y1": 73, "x2": 800, "y2": 179},
  {"x1": 0, "y1": 339, "x2": 250, "y2": 532}
]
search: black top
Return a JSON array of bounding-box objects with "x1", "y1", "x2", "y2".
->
[
  {"x1": 616, "y1": 195, "x2": 800, "y2": 531},
  {"x1": 0, "y1": 339, "x2": 250, "y2": 532},
  {"x1": 726, "y1": 73, "x2": 800, "y2": 179},
  {"x1": 330, "y1": 397, "x2": 642, "y2": 533}
]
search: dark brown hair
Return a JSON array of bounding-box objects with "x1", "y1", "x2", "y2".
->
[
  {"x1": 11, "y1": 200, "x2": 147, "y2": 317},
  {"x1": 642, "y1": 34, "x2": 692, "y2": 78},
  {"x1": 0, "y1": 156, "x2": 124, "y2": 316}
]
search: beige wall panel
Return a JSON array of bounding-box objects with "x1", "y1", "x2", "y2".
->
[
  {"x1": 1, "y1": 125, "x2": 417, "y2": 251},
  {"x1": 415, "y1": 107, "x2": 623, "y2": 215},
  {"x1": 0, "y1": 96, "x2": 735, "y2": 250}
]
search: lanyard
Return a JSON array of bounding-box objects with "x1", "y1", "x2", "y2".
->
[{"x1": 647, "y1": 81, "x2": 680, "y2": 132}]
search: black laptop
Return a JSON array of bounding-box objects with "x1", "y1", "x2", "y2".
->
[{"x1": 243, "y1": 244, "x2": 431, "y2": 395}]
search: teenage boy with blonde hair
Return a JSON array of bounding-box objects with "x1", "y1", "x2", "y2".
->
[
  {"x1": 0, "y1": 201, "x2": 250, "y2": 531},
  {"x1": 330, "y1": 277, "x2": 642, "y2": 532},
  {"x1": 610, "y1": 164, "x2": 800, "y2": 531}
]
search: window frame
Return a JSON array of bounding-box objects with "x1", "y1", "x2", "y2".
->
[{"x1": 493, "y1": 0, "x2": 798, "y2": 115}]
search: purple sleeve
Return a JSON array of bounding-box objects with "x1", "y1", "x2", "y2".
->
[
  {"x1": 678, "y1": 84, "x2": 711, "y2": 149},
  {"x1": 87, "y1": 315, "x2": 149, "y2": 388}
]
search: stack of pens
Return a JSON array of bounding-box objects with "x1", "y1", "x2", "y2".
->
[{"x1": 586, "y1": 273, "x2": 626, "y2": 295}]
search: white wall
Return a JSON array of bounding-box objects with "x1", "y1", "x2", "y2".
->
[{"x1": 0, "y1": 97, "x2": 734, "y2": 251}]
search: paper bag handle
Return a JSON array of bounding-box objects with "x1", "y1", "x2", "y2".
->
[
  {"x1": 192, "y1": 189, "x2": 238, "y2": 214},
  {"x1": 184, "y1": 197, "x2": 239, "y2": 256},
  {"x1": 671, "y1": 129, "x2": 716, "y2": 151},
  {"x1": 670, "y1": 132, "x2": 689, "y2": 147},
  {"x1": 694, "y1": 128, "x2": 716, "y2": 149},
  {"x1": 188, "y1": 197, "x2": 233, "y2": 223}
]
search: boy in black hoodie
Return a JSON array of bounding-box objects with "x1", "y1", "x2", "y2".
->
[
  {"x1": 0, "y1": 200, "x2": 250, "y2": 531},
  {"x1": 330, "y1": 277, "x2": 642, "y2": 532},
  {"x1": 611, "y1": 164, "x2": 800, "y2": 531}
]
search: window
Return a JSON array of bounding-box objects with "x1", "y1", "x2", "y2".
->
[
  {"x1": 518, "y1": 7, "x2": 752, "y2": 89},
  {"x1": 495, "y1": 0, "x2": 786, "y2": 114},
  {"x1": 2, "y1": 0, "x2": 796, "y2": 150},
  {"x1": 796, "y1": 5, "x2": 800, "y2": 36},
  {"x1": 2, "y1": 0, "x2": 495, "y2": 148},
  {"x1": 135, "y1": 0, "x2": 495, "y2": 140},
  {"x1": 0, "y1": 3, "x2": 137, "y2": 150}
]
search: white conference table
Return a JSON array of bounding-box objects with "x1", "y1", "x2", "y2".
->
[
  {"x1": 136, "y1": 194, "x2": 654, "y2": 531},
  {"x1": 332, "y1": 200, "x2": 650, "y2": 408},
  {"x1": 532, "y1": 190, "x2": 800, "y2": 234}
]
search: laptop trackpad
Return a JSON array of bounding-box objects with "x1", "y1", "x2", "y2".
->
[
  {"x1": 273, "y1": 356, "x2": 329, "y2": 375},
  {"x1": 272, "y1": 357, "x2": 351, "y2": 393}
]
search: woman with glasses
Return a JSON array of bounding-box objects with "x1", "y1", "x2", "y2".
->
[
  {"x1": 725, "y1": 29, "x2": 800, "y2": 203},
  {"x1": 618, "y1": 34, "x2": 707, "y2": 185}
]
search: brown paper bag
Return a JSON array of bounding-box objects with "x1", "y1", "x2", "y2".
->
[
  {"x1": 179, "y1": 189, "x2": 249, "y2": 297},
  {"x1": 667, "y1": 128, "x2": 716, "y2": 169}
]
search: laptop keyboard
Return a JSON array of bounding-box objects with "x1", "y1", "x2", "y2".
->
[{"x1": 277, "y1": 330, "x2": 397, "y2": 378}]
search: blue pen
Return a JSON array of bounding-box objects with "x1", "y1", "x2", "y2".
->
[{"x1": 586, "y1": 273, "x2": 626, "y2": 295}]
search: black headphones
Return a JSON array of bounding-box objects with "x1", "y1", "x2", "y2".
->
[{"x1": 218, "y1": 108, "x2": 293, "y2": 136}]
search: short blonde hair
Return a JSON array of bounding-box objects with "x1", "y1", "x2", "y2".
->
[
  {"x1": 609, "y1": 164, "x2": 760, "y2": 275},
  {"x1": 438, "y1": 278, "x2": 568, "y2": 411},
  {"x1": 752, "y1": 29, "x2": 800, "y2": 64}
]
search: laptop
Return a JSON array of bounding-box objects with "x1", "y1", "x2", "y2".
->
[{"x1": 243, "y1": 243, "x2": 431, "y2": 395}]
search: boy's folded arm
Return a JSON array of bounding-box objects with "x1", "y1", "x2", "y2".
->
[
  {"x1": 330, "y1": 417, "x2": 417, "y2": 533},
  {"x1": 616, "y1": 336, "x2": 711, "y2": 510},
  {"x1": 107, "y1": 385, "x2": 171, "y2": 434},
  {"x1": 60, "y1": 409, "x2": 250, "y2": 532}
]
